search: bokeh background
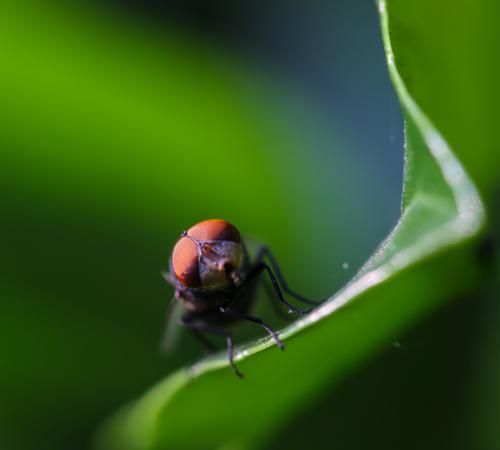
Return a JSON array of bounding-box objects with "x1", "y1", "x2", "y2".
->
[{"x1": 1, "y1": 1, "x2": 417, "y2": 449}]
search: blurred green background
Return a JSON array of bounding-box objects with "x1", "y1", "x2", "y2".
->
[{"x1": 2, "y1": 0, "x2": 498, "y2": 450}]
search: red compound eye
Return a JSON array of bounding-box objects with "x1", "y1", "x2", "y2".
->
[
  {"x1": 171, "y1": 237, "x2": 201, "y2": 288},
  {"x1": 188, "y1": 219, "x2": 240, "y2": 243}
]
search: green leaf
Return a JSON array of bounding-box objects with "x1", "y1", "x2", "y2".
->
[
  {"x1": 377, "y1": 2, "x2": 500, "y2": 449},
  {"x1": 383, "y1": 0, "x2": 500, "y2": 202},
  {"x1": 95, "y1": 2, "x2": 488, "y2": 449}
]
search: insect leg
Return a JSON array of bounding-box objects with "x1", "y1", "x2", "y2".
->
[
  {"x1": 255, "y1": 246, "x2": 323, "y2": 306},
  {"x1": 219, "y1": 307, "x2": 285, "y2": 350},
  {"x1": 241, "y1": 240, "x2": 252, "y2": 267},
  {"x1": 225, "y1": 334, "x2": 241, "y2": 378},
  {"x1": 244, "y1": 262, "x2": 310, "y2": 315},
  {"x1": 180, "y1": 315, "x2": 243, "y2": 378},
  {"x1": 262, "y1": 279, "x2": 291, "y2": 320}
]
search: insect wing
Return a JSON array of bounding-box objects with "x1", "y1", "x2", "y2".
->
[{"x1": 160, "y1": 297, "x2": 184, "y2": 353}]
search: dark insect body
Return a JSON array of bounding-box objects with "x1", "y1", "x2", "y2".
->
[{"x1": 162, "y1": 219, "x2": 322, "y2": 377}]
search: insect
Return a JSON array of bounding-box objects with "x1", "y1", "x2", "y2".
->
[{"x1": 162, "y1": 219, "x2": 322, "y2": 377}]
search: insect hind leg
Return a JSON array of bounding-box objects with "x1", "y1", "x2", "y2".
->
[{"x1": 255, "y1": 246, "x2": 324, "y2": 306}]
